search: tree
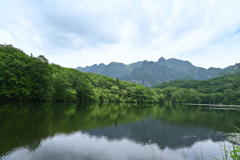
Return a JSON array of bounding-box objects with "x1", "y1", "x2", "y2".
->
[
  {"x1": 111, "y1": 85, "x2": 119, "y2": 94},
  {"x1": 115, "y1": 78, "x2": 120, "y2": 87},
  {"x1": 52, "y1": 73, "x2": 77, "y2": 101},
  {"x1": 27, "y1": 56, "x2": 53, "y2": 101},
  {"x1": 0, "y1": 45, "x2": 33, "y2": 100}
]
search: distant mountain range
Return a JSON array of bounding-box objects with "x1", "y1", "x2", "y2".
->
[{"x1": 76, "y1": 57, "x2": 237, "y2": 87}]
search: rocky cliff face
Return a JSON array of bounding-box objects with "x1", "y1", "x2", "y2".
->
[
  {"x1": 76, "y1": 57, "x2": 231, "y2": 87},
  {"x1": 233, "y1": 63, "x2": 240, "y2": 69},
  {"x1": 220, "y1": 63, "x2": 240, "y2": 76}
]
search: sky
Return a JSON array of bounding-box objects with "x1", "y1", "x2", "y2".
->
[{"x1": 0, "y1": 0, "x2": 240, "y2": 69}]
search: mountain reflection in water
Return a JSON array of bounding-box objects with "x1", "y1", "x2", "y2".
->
[
  {"x1": 2, "y1": 131, "x2": 231, "y2": 160},
  {"x1": 0, "y1": 102, "x2": 239, "y2": 160},
  {"x1": 85, "y1": 118, "x2": 225, "y2": 149}
]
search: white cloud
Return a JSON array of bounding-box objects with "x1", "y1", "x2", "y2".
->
[{"x1": 0, "y1": 0, "x2": 240, "y2": 68}]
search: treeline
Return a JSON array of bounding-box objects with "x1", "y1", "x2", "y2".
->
[
  {"x1": 153, "y1": 74, "x2": 240, "y2": 105},
  {"x1": 0, "y1": 44, "x2": 164, "y2": 103},
  {"x1": 1, "y1": 44, "x2": 239, "y2": 105}
]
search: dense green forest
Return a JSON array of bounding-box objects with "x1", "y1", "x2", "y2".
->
[
  {"x1": 1, "y1": 44, "x2": 239, "y2": 105},
  {"x1": 0, "y1": 44, "x2": 163, "y2": 103},
  {"x1": 154, "y1": 74, "x2": 240, "y2": 105}
]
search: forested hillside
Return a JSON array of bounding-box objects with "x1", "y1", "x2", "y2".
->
[
  {"x1": 1, "y1": 44, "x2": 239, "y2": 105},
  {"x1": 153, "y1": 74, "x2": 240, "y2": 105},
  {"x1": 0, "y1": 44, "x2": 163, "y2": 103},
  {"x1": 77, "y1": 57, "x2": 230, "y2": 87}
]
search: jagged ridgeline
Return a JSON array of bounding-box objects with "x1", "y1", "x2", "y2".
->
[
  {"x1": 0, "y1": 44, "x2": 164, "y2": 102},
  {"x1": 76, "y1": 57, "x2": 231, "y2": 87},
  {"x1": 220, "y1": 62, "x2": 240, "y2": 75}
]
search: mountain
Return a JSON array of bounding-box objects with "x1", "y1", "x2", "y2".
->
[
  {"x1": 220, "y1": 63, "x2": 240, "y2": 76},
  {"x1": 76, "y1": 57, "x2": 231, "y2": 87},
  {"x1": 76, "y1": 61, "x2": 143, "y2": 79}
]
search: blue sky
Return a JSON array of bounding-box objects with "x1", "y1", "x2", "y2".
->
[{"x1": 0, "y1": 0, "x2": 240, "y2": 69}]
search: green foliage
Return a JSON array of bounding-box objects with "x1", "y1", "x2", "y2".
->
[
  {"x1": 52, "y1": 73, "x2": 77, "y2": 101},
  {"x1": 0, "y1": 45, "x2": 53, "y2": 101},
  {"x1": 231, "y1": 145, "x2": 240, "y2": 160},
  {"x1": 2, "y1": 44, "x2": 238, "y2": 104},
  {"x1": 0, "y1": 44, "x2": 162, "y2": 102},
  {"x1": 154, "y1": 74, "x2": 240, "y2": 105}
]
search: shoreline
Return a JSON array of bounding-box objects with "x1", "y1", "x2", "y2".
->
[{"x1": 175, "y1": 103, "x2": 240, "y2": 108}]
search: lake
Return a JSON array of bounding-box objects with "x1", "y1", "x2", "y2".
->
[{"x1": 0, "y1": 102, "x2": 239, "y2": 160}]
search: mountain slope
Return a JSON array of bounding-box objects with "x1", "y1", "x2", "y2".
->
[
  {"x1": 76, "y1": 61, "x2": 144, "y2": 79},
  {"x1": 220, "y1": 63, "x2": 240, "y2": 76},
  {"x1": 76, "y1": 57, "x2": 231, "y2": 87}
]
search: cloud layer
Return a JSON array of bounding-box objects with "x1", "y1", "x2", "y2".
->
[{"x1": 1, "y1": 0, "x2": 240, "y2": 68}]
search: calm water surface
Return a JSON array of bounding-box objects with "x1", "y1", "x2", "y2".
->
[{"x1": 0, "y1": 102, "x2": 239, "y2": 160}]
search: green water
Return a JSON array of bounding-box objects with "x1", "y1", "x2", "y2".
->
[{"x1": 0, "y1": 102, "x2": 239, "y2": 160}]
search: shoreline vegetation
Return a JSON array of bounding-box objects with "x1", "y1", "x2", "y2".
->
[
  {"x1": 176, "y1": 103, "x2": 240, "y2": 107},
  {"x1": 1, "y1": 44, "x2": 240, "y2": 105},
  {"x1": 174, "y1": 103, "x2": 240, "y2": 110}
]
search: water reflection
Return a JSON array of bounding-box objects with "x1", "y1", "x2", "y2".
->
[
  {"x1": 0, "y1": 102, "x2": 239, "y2": 159},
  {"x1": 85, "y1": 118, "x2": 226, "y2": 150},
  {"x1": 2, "y1": 131, "x2": 232, "y2": 160}
]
